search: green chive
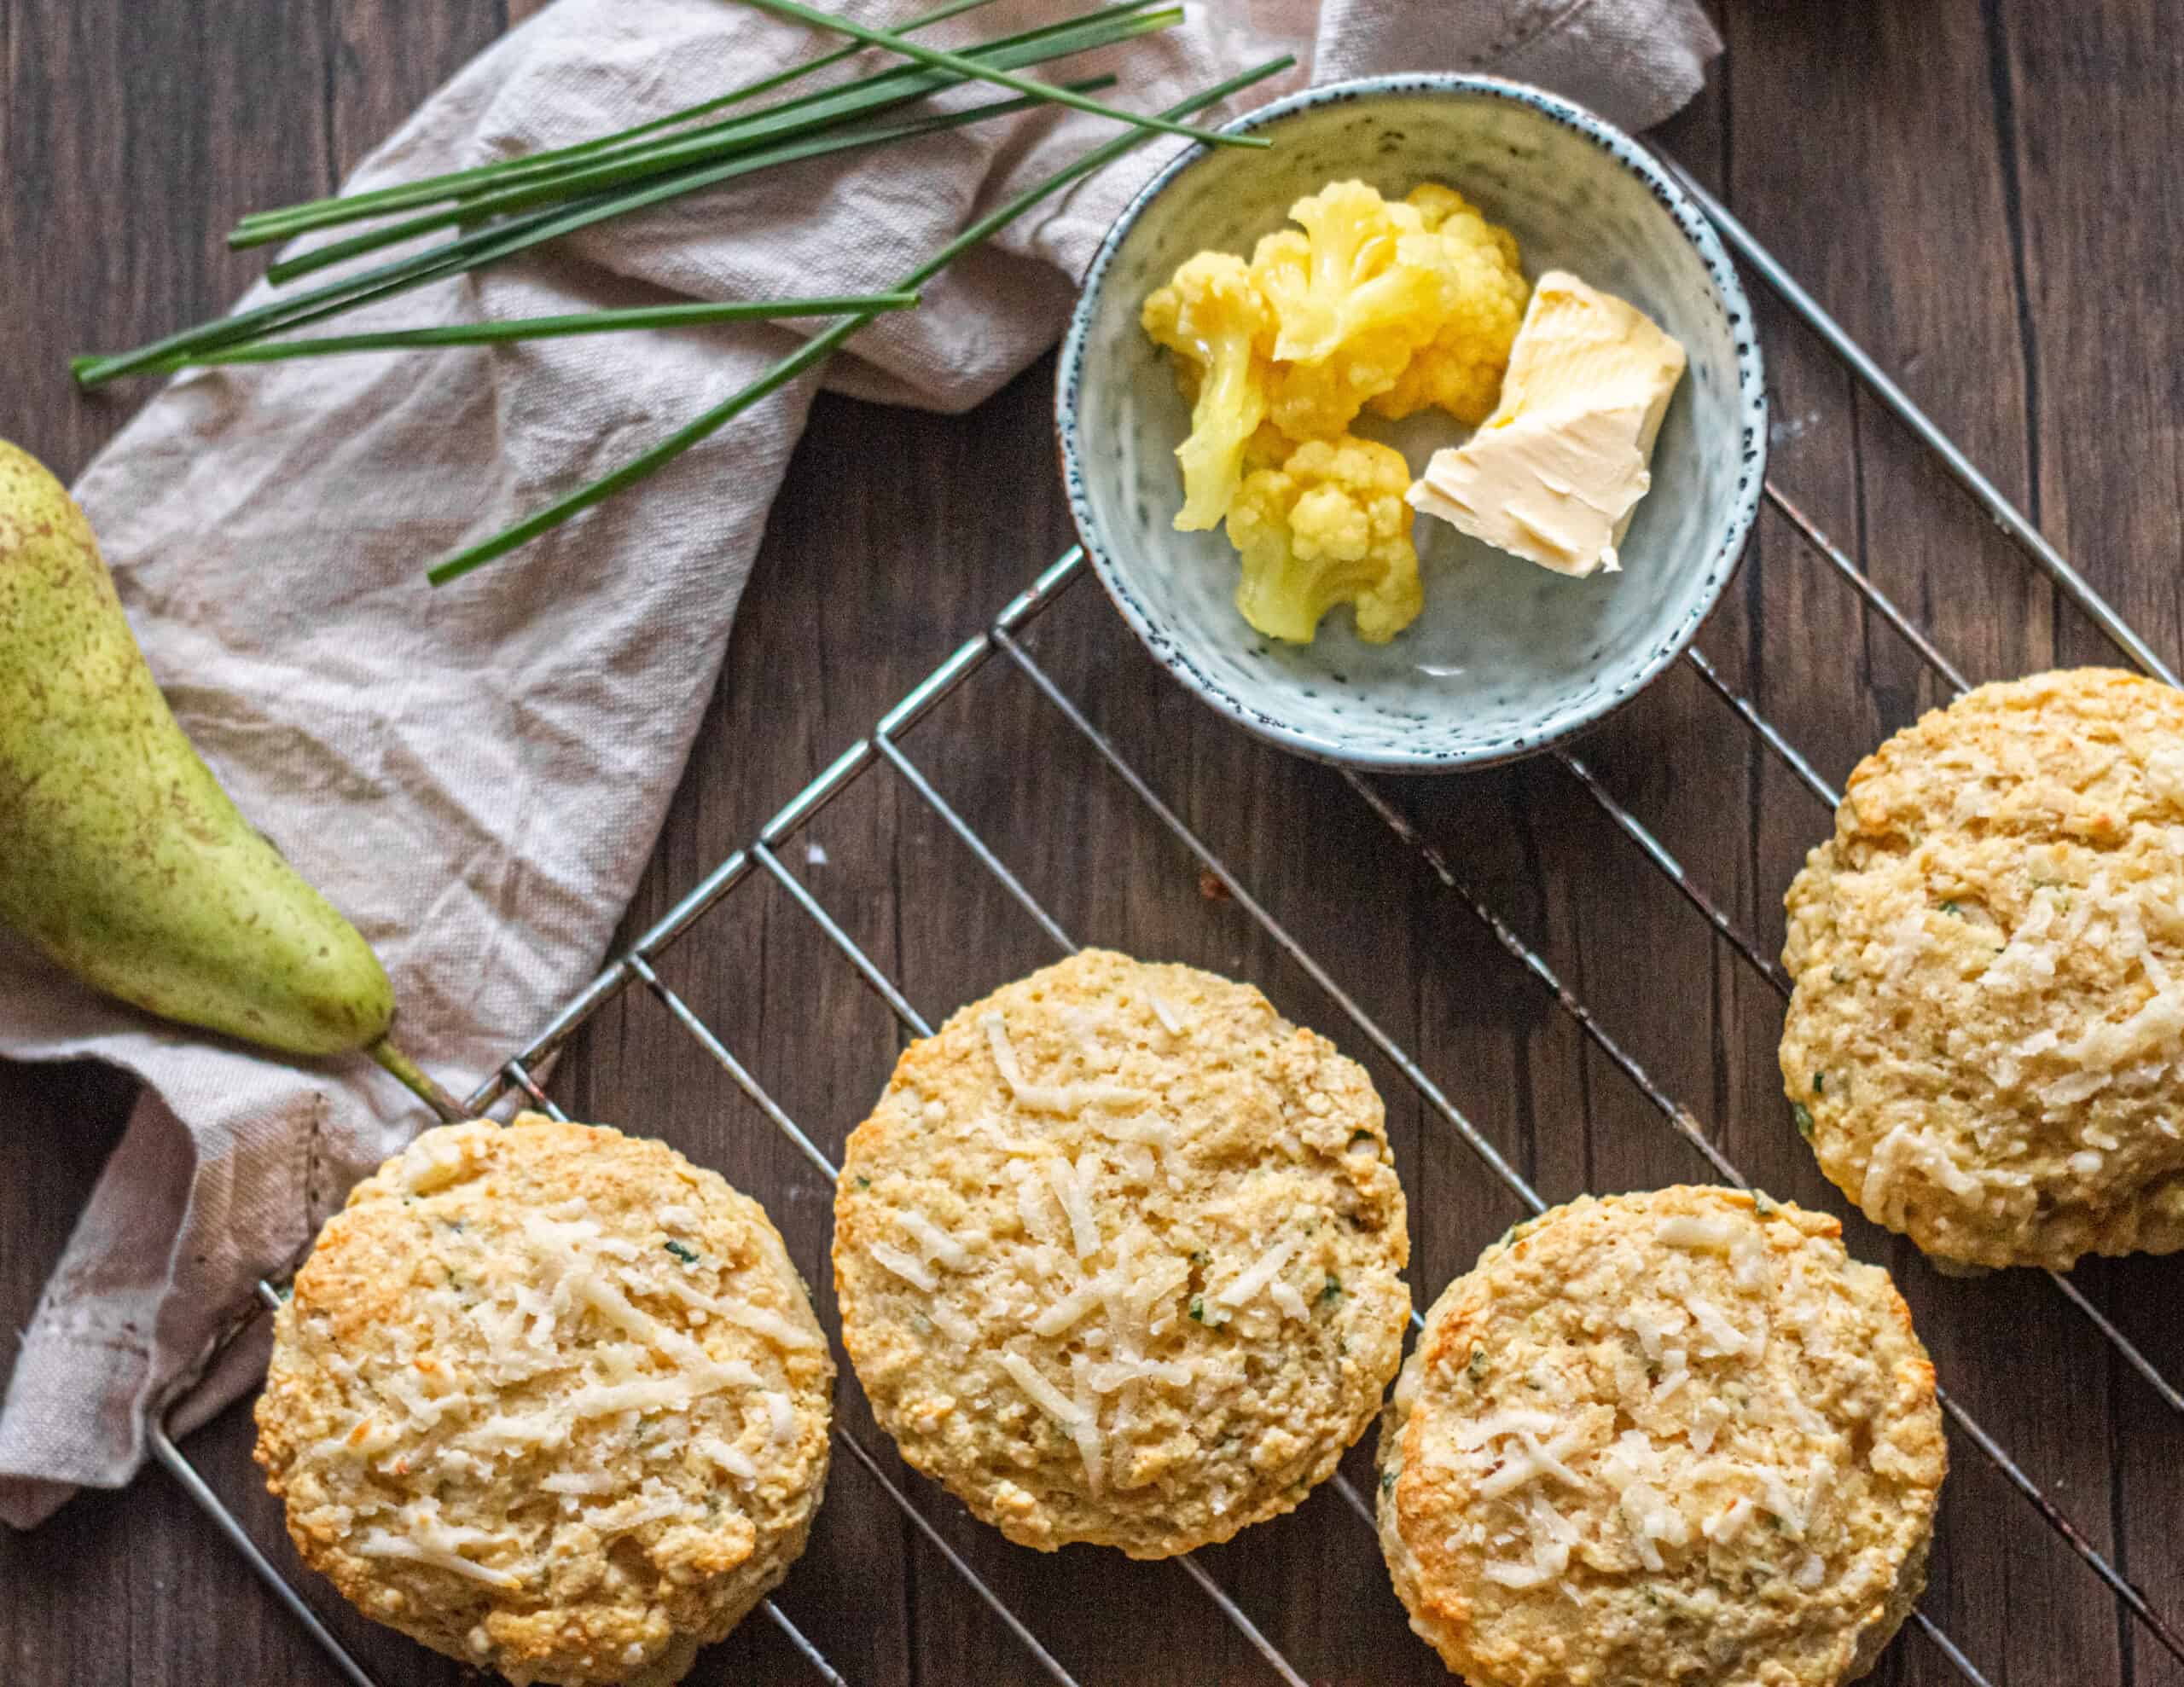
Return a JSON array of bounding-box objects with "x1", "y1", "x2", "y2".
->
[
  {"x1": 236, "y1": 2, "x2": 1175, "y2": 253},
  {"x1": 75, "y1": 82, "x2": 1088, "y2": 386},
  {"x1": 665, "y1": 1238, "x2": 700, "y2": 1263},
  {"x1": 1792, "y1": 1103, "x2": 1815, "y2": 1139},
  {"x1": 426, "y1": 54, "x2": 1291, "y2": 585},
  {"x1": 735, "y1": 0, "x2": 1265, "y2": 152},
  {"x1": 70, "y1": 294, "x2": 920, "y2": 378},
  {"x1": 231, "y1": 0, "x2": 1011, "y2": 240},
  {"x1": 257, "y1": 7, "x2": 1174, "y2": 279}
]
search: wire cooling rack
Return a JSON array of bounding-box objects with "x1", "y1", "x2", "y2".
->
[{"x1": 139, "y1": 156, "x2": 2184, "y2": 1687}]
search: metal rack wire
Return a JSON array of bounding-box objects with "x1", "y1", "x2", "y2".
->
[{"x1": 140, "y1": 162, "x2": 2184, "y2": 1687}]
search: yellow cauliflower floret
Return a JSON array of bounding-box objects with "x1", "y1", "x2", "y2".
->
[
  {"x1": 1242, "y1": 418, "x2": 1292, "y2": 473},
  {"x1": 1255, "y1": 182, "x2": 1430, "y2": 365},
  {"x1": 1246, "y1": 229, "x2": 1313, "y2": 334},
  {"x1": 1224, "y1": 436, "x2": 1421, "y2": 645},
  {"x1": 1140, "y1": 252, "x2": 1275, "y2": 531},
  {"x1": 1368, "y1": 185, "x2": 1529, "y2": 425},
  {"x1": 1265, "y1": 317, "x2": 1420, "y2": 440},
  {"x1": 1252, "y1": 193, "x2": 1478, "y2": 437},
  {"x1": 1400, "y1": 182, "x2": 1477, "y2": 233},
  {"x1": 1136, "y1": 176, "x2": 1529, "y2": 642}
]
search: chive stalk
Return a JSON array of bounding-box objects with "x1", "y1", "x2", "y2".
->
[
  {"x1": 425, "y1": 55, "x2": 1290, "y2": 586},
  {"x1": 234, "y1": 0, "x2": 1173, "y2": 251},
  {"x1": 74, "y1": 79, "x2": 1107, "y2": 387},
  {"x1": 258, "y1": 6, "x2": 1176, "y2": 282},
  {"x1": 733, "y1": 0, "x2": 1266, "y2": 152},
  {"x1": 231, "y1": 0, "x2": 1008, "y2": 241},
  {"x1": 69, "y1": 293, "x2": 921, "y2": 379}
]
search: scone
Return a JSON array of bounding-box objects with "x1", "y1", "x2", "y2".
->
[
  {"x1": 1780, "y1": 669, "x2": 2184, "y2": 1268},
  {"x1": 1377, "y1": 1187, "x2": 1945, "y2": 1687},
  {"x1": 834, "y1": 948, "x2": 1409, "y2": 1558},
  {"x1": 254, "y1": 1115, "x2": 833, "y2": 1687}
]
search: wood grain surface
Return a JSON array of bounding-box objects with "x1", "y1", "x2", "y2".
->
[{"x1": 4, "y1": 3, "x2": 2181, "y2": 1682}]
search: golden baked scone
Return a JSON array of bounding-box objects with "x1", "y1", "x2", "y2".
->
[
  {"x1": 254, "y1": 1115, "x2": 833, "y2": 1687},
  {"x1": 834, "y1": 948, "x2": 1409, "y2": 1558},
  {"x1": 1780, "y1": 669, "x2": 2184, "y2": 1268},
  {"x1": 1377, "y1": 1187, "x2": 1945, "y2": 1687}
]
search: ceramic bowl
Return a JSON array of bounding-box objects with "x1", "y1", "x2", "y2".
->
[{"x1": 1056, "y1": 74, "x2": 1767, "y2": 771}]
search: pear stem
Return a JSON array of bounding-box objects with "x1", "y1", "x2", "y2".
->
[{"x1": 369, "y1": 1037, "x2": 468, "y2": 1122}]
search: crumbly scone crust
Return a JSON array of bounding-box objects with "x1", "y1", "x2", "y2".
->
[
  {"x1": 1377, "y1": 1186, "x2": 1945, "y2": 1687},
  {"x1": 254, "y1": 1115, "x2": 834, "y2": 1687},
  {"x1": 834, "y1": 948, "x2": 1409, "y2": 1558},
  {"x1": 1780, "y1": 669, "x2": 2184, "y2": 1268}
]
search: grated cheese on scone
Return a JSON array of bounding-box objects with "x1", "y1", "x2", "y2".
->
[
  {"x1": 834, "y1": 949, "x2": 1410, "y2": 1558},
  {"x1": 1377, "y1": 1187, "x2": 1945, "y2": 1687},
  {"x1": 253, "y1": 1115, "x2": 832, "y2": 1687},
  {"x1": 1780, "y1": 669, "x2": 2184, "y2": 1268}
]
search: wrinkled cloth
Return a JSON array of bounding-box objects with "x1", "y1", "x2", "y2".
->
[{"x1": 0, "y1": 0, "x2": 1716, "y2": 1527}]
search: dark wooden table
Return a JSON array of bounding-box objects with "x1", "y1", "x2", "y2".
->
[{"x1": 6, "y1": 3, "x2": 2181, "y2": 1682}]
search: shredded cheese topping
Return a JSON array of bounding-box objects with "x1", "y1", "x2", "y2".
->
[
  {"x1": 355, "y1": 1500, "x2": 523, "y2": 1589},
  {"x1": 983, "y1": 1012, "x2": 1151, "y2": 1116},
  {"x1": 851, "y1": 963, "x2": 1385, "y2": 1530},
  {"x1": 1680, "y1": 1292, "x2": 1751, "y2": 1358},
  {"x1": 1000, "y1": 1350, "x2": 1084, "y2": 1423},
  {"x1": 1216, "y1": 1237, "x2": 1297, "y2": 1308},
  {"x1": 697, "y1": 1435, "x2": 758, "y2": 1481},
  {"x1": 868, "y1": 1241, "x2": 938, "y2": 1290},
  {"x1": 291, "y1": 1162, "x2": 811, "y2": 1601},
  {"x1": 1046, "y1": 1153, "x2": 1105, "y2": 1260},
  {"x1": 1654, "y1": 1215, "x2": 1738, "y2": 1251},
  {"x1": 897, "y1": 1209, "x2": 973, "y2": 1269},
  {"x1": 1435, "y1": 1201, "x2": 1869, "y2": 1602}
]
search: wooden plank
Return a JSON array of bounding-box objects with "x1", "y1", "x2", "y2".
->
[
  {"x1": 1994, "y1": 6, "x2": 2184, "y2": 1684},
  {"x1": 330, "y1": 3, "x2": 506, "y2": 177},
  {"x1": 6, "y1": 2, "x2": 2181, "y2": 1683},
  {"x1": 0, "y1": 1062, "x2": 136, "y2": 1684},
  {"x1": 104, "y1": 9, "x2": 542, "y2": 1687},
  {"x1": 0, "y1": 0, "x2": 340, "y2": 1681},
  {"x1": 1718, "y1": 6, "x2": 2152, "y2": 1684}
]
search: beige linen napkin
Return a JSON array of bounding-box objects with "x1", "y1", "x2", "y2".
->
[{"x1": 0, "y1": 0, "x2": 1717, "y2": 1527}]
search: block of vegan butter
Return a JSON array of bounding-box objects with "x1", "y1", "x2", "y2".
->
[{"x1": 1406, "y1": 271, "x2": 1687, "y2": 577}]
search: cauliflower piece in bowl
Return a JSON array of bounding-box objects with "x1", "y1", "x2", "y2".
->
[
  {"x1": 1257, "y1": 181, "x2": 1425, "y2": 365},
  {"x1": 1134, "y1": 176, "x2": 1527, "y2": 644},
  {"x1": 1252, "y1": 192, "x2": 1449, "y2": 438},
  {"x1": 1140, "y1": 252, "x2": 1275, "y2": 530},
  {"x1": 1071, "y1": 78, "x2": 1767, "y2": 769},
  {"x1": 1368, "y1": 185, "x2": 1530, "y2": 425},
  {"x1": 1225, "y1": 435, "x2": 1421, "y2": 645}
]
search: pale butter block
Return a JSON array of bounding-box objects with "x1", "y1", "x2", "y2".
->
[{"x1": 1407, "y1": 270, "x2": 1687, "y2": 578}]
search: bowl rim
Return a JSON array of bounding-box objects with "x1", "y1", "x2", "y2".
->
[{"x1": 1054, "y1": 71, "x2": 1769, "y2": 774}]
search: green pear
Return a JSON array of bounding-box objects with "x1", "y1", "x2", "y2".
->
[{"x1": 0, "y1": 438, "x2": 395, "y2": 1058}]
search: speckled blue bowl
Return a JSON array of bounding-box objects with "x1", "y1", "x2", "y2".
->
[{"x1": 1057, "y1": 75, "x2": 1767, "y2": 771}]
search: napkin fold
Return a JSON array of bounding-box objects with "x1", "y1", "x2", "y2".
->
[{"x1": 0, "y1": 0, "x2": 1717, "y2": 1528}]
